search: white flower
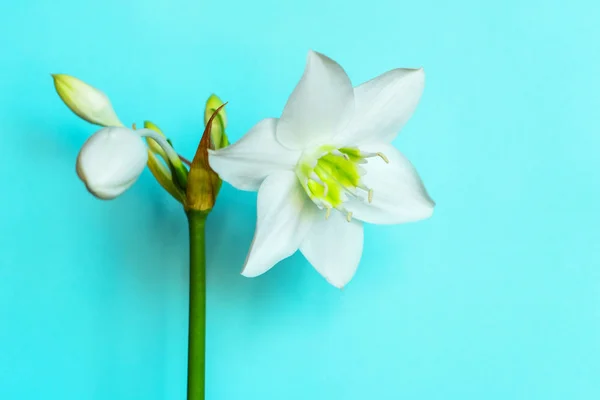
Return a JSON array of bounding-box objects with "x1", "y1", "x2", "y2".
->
[
  {"x1": 209, "y1": 50, "x2": 434, "y2": 288},
  {"x1": 53, "y1": 74, "x2": 123, "y2": 127}
]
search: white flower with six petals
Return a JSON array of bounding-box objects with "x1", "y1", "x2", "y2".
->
[{"x1": 209, "y1": 50, "x2": 434, "y2": 288}]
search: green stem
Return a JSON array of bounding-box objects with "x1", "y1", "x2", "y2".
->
[{"x1": 187, "y1": 210, "x2": 207, "y2": 400}]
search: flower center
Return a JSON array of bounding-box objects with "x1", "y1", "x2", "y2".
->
[{"x1": 295, "y1": 145, "x2": 389, "y2": 221}]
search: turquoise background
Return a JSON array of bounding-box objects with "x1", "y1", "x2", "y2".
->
[{"x1": 1, "y1": 0, "x2": 599, "y2": 399}]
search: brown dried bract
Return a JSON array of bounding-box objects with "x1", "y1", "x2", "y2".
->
[{"x1": 186, "y1": 104, "x2": 227, "y2": 212}]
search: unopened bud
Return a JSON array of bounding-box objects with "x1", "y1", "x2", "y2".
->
[
  {"x1": 52, "y1": 74, "x2": 123, "y2": 127},
  {"x1": 76, "y1": 127, "x2": 147, "y2": 199},
  {"x1": 204, "y1": 94, "x2": 228, "y2": 150}
]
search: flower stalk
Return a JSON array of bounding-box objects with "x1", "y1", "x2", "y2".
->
[
  {"x1": 186, "y1": 210, "x2": 208, "y2": 400},
  {"x1": 52, "y1": 72, "x2": 230, "y2": 399},
  {"x1": 184, "y1": 103, "x2": 228, "y2": 399}
]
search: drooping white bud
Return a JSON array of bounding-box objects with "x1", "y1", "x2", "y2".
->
[{"x1": 76, "y1": 127, "x2": 148, "y2": 200}]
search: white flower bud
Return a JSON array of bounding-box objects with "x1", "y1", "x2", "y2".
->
[
  {"x1": 53, "y1": 74, "x2": 123, "y2": 127},
  {"x1": 76, "y1": 127, "x2": 148, "y2": 200}
]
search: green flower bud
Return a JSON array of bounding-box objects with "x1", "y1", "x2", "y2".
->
[
  {"x1": 204, "y1": 94, "x2": 228, "y2": 150},
  {"x1": 52, "y1": 74, "x2": 123, "y2": 127}
]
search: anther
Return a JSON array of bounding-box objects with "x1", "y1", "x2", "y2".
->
[
  {"x1": 376, "y1": 152, "x2": 389, "y2": 164},
  {"x1": 322, "y1": 181, "x2": 329, "y2": 198},
  {"x1": 346, "y1": 211, "x2": 353, "y2": 222},
  {"x1": 325, "y1": 208, "x2": 331, "y2": 219},
  {"x1": 368, "y1": 189, "x2": 373, "y2": 203}
]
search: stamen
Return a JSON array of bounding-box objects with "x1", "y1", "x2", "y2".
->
[
  {"x1": 296, "y1": 144, "x2": 388, "y2": 213},
  {"x1": 310, "y1": 172, "x2": 324, "y2": 185},
  {"x1": 331, "y1": 149, "x2": 350, "y2": 160},
  {"x1": 360, "y1": 151, "x2": 390, "y2": 164},
  {"x1": 376, "y1": 152, "x2": 389, "y2": 163},
  {"x1": 308, "y1": 172, "x2": 329, "y2": 198},
  {"x1": 316, "y1": 164, "x2": 357, "y2": 199},
  {"x1": 341, "y1": 186, "x2": 359, "y2": 199}
]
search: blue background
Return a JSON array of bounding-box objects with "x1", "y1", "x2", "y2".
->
[{"x1": 1, "y1": 0, "x2": 599, "y2": 399}]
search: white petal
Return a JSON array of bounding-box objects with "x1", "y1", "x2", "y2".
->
[
  {"x1": 336, "y1": 68, "x2": 424, "y2": 145},
  {"x1": 346, "y1": 143, "x2": 434, "y2": 224},
  {"x1": 299, "y1": 212, "x2": 364, "y2": 288},
  {"x1": 276, "y1": 50, "x2": 355, "y2": 150},
  {"x1": 76, "y1": 127, "x2": 148, "y2": 200},
  {"x1": 242, "y1": 171, "x2": 316, "y2": 277},
  {"x1": 208, "y1": 118, "x2": 301, "y2": 191}
]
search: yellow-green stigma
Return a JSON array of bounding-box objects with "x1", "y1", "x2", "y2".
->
[{"x1": 295, "y1": 145, "x2": 389, "y2": 221}]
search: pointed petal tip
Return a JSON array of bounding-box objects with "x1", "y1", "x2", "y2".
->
[
  {"x1": 306, "y1": 49, "x2": 330, "y2": 64},
  {"x1": 418, "y1": 199, "x2": 436, "y2": 221},
  {"x1": 413, "y1": 193, "x2": 436, "y2": 220},
  {"x1": 405, "y1": 67, "x2": 425, "y2": 79},
  {"x1": 239, "y1": 261, "x2": 253, "y2": 277},
  {"x1": 331, "y1": 280, "x2": 346, "y2": 290},
  {"x1": 417, "y1": 68, "x2": 425, "y2": 81},
  {"x1": 324, "y1": 274, "x2": 352, "y2": 289},
  {"x1": 240, "y1": 259, "x2": 269, "y2": 278},
  {"x1": 426, "y1": 205, "x2": 435, "y2": 218},
  {"x1": 240, "y1": 268, "x2": 257, "y2": 278},
  {"x1": 306, "y1": 49, "x2": 319, "y2": 64},
  {"x1": 278, "y1": 49, "x2": 353, "y2": 149},
  {"x1": 424, "y1": 191, "x2": 436, "y2": 209}
]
